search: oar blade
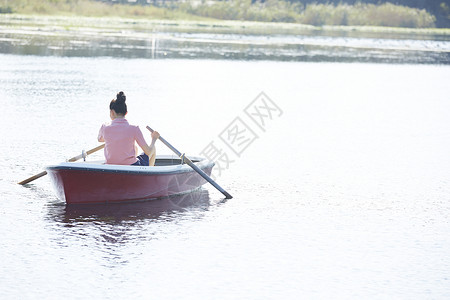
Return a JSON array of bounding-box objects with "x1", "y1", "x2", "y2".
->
[
  {"x1": 18, "y1": 171, "x2": 48, "y2": 185},
  {"x1": 146, "y1": 126, "x2": 232, "y2": 199},
  {"x1": 183, "y1": 155, "x2": 233, "y2": 199}
]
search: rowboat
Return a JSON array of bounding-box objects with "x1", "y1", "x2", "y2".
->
[{"x1": 46, "y1": 155, "x2": 215, "y2": 204}]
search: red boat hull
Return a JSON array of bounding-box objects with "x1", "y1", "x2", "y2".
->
[{"x1": 46, "y1": 157, "x2": 214, "y2": 204}]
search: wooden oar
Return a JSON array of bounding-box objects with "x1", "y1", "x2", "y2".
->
[
  {"x1": 146, "y1": 126, "x2": 232, "y2": 199},
  {"x1": 18, "y1": 144, "x2": 105, "y2": 185}
]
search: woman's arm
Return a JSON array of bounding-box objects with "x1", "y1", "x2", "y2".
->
[
  {"x1": 98, "y1": 125, "x2": 105, "y2": 142},
  {"x1": 141, "y1": 131, "x2": 160, "y2": 156}
]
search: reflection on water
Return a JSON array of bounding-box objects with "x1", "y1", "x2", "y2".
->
[
  {"x1": 45, "y1": 189, "x2": 215, "y2": 265},
  {"x1": 0, "y1": 26, "x2": 448, "y2": 64},
  {"x1": 48, "y1": 189, "x2": 213, "y2": 225}
]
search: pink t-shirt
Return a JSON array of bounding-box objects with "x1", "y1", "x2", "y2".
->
[{"x1": 98, "y1": 118, "x2": 148, "y2": 165}]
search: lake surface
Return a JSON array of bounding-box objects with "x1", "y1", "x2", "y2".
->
[{"x1": 0, "y1": 49, "x2": 450, "y2": 298}]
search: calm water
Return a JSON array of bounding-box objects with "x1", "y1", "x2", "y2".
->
[{"x1": 1, "y1": 53, "x2": 450, "y2": 299}]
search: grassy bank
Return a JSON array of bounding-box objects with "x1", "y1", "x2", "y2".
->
[
  {"x1": 0, "y1": 0, "x2": 204, "y2": 20},
  {"x1": 181, "y1": 1, "x2": 436, "y2": 28},
  {"x1": 0, "y1": 0, "x2": 441, "y2": 28}
]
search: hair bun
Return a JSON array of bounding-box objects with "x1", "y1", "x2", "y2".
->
[{"x1": 116, "y1": 91, "x2": 126, "y2": 103}]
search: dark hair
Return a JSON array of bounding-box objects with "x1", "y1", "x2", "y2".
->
[{"x1": 110, "y1": 91, "x2": 127, "y2": 115}]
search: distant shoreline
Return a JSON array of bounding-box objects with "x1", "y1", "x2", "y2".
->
[{"x1": 2, "y1": 14, "x2": 450, "y2": 39}]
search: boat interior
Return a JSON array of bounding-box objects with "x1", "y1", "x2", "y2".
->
[
  {"x1": 76, "y1": 156, "x2": 201, "y2": 166},
  {"x1": 155, "y1": 157, "x2": 200, "y2": 166}
]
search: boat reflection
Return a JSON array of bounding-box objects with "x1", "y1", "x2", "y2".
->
[{"x1": 49, "y1": 188, "x2": 213, "y2": 224}]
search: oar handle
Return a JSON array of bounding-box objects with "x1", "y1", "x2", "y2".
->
[
  {"x1": 146, "y1": 126, "x2": 181, "y2": 157},
  {"x1": 68, "y1": 144, "x2": 105, "y2": 162},
  {"x1": 146, "y1": 126, "x2": 232, "y2": 199}
]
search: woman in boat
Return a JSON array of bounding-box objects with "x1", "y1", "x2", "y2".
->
[{"x1": 98, "y1": 91, "x2": 160, "y2": 166}]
